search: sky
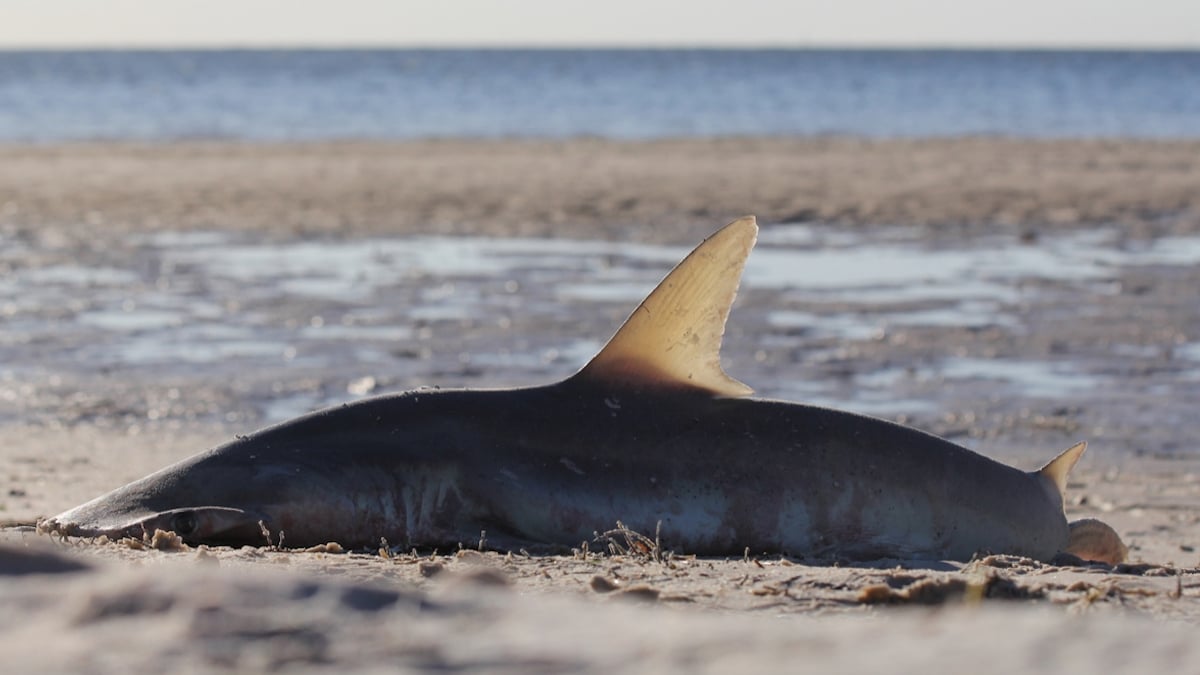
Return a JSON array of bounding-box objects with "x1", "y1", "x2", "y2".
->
[{"x1": 2, "y1": 0, "x2": 1198, "y2": 49}]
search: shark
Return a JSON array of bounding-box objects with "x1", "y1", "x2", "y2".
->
[{"x1": 40, "y1": 216, "x2": 1127, "y2": 564}]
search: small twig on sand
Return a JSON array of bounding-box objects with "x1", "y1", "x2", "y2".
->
[
  {"x1": 594, "y1": 520, "x2": 671, "y2": 564},
  {"x1": 258, "y1": 520, "x2": 285, "y2": 550}
]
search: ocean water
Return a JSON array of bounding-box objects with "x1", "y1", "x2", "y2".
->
[{"x1": 0, "y1": 49, "x2": 1197, "y2": 141}]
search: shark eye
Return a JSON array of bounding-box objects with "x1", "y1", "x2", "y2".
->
[{"x1": 171, "y1": 511, "x2": 198, "y2": 536}]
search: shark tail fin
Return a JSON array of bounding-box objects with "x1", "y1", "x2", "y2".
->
[
  {"x1": 1038, "y1": 440, "x2": 1087, "y2": 503},
  {"x1": 1063, "y1": 518, "x2": 1128, "y2": 565},
  {"x1": 573, "y1": 216, "x2": 757, "y2": 397},
  {"x1": 1037, "y1": 441, "x2": 1128, "y2": 565}
]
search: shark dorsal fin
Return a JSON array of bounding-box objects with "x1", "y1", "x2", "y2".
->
[
  {"x1": 573, "y1": 216, "x2": 757, "y2": 397},
  {"x1": 1038, "y1": 440, "x2": 1087, "y2": 498}
]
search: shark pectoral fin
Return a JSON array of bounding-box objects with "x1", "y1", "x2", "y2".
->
[
  {"x1": 573, "y1": 216, "x2": 758, "y2": 397},
  {"x1": 1064, "y1": 518, "x2": 1128, "y2": 565},
  {"x1": 1037, "y1": 440, "x2": 1087, "y2": 502}
]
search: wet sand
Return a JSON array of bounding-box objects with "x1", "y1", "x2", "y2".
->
[{"x1": 2, "y1": 138, "x2": 1200, "y2": 672}]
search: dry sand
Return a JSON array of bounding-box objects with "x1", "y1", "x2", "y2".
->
[
  {"x1": 3, "y1": 138, "x2": 1200, "y2": 243},
  {"x1": 2, "y1": 138, "x2": 1200, "y2": 673}
]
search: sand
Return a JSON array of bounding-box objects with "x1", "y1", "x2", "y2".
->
[
  {"x1": 3, "y1": 138, "x2": 1200, "y2": 243},
  {"x1": 2, "y1": 137, "x2": 1200, "y2": 673}
]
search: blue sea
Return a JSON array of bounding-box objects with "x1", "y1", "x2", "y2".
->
[{"x1": 0, "y1": 49, "x2": 1197, "y2": 141}]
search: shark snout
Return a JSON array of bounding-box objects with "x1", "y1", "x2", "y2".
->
[
  {"x1": 40, "y1": 505, "x2": 269, "y2": 546},
  {"x1": 36, "y1": 514, "x2": 127, "y2": 541}
]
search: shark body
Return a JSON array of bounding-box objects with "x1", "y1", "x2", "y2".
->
[{"x1": 41, "y1": 217, "x2": 1126, "y2": 563}]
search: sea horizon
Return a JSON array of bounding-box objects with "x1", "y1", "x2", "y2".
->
[{"x1": 2, "y1": 48, "x2": 1198, "y2": 141}]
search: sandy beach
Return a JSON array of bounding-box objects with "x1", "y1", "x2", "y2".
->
[
  {"x1": 2, "y1": 137, "x2": 1200, "y2": 672},
  {"x1": 3, "y1": 138, "x2": 1200, "y2": 243}
]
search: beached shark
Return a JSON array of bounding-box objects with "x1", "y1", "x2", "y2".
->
[{"x1": 40, "y1": 217, "x2": 1127, "y2": 564}]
